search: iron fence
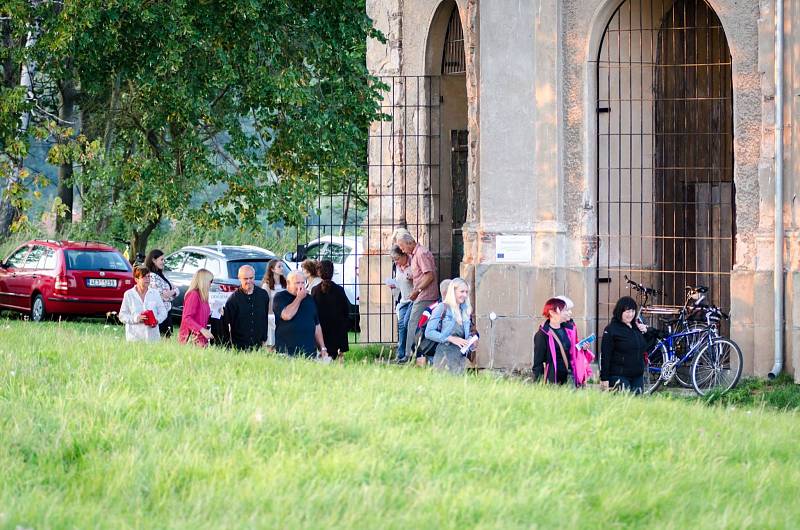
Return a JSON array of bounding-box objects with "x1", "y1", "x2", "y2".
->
[
  {"x1": 293, "y1": 75, "x2": 442, "y2": 345},
  {"x1": 594, "y1": 0, "x2": 734, "y2": 332}
]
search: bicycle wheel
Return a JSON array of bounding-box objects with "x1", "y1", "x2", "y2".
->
[
  {"x1": 691, "y1": 338, "x2": 743, "y2": 396},
  {"x1": 644, "y1": 342, "x2": 667, "y2": 394},
  {"x1": 673, "y1": 325, "x2": 712, "y2": 388}
]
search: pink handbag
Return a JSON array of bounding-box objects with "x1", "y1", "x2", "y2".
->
[{"x1": 572, "y1": 347, "x2": 595, "y2": 386}]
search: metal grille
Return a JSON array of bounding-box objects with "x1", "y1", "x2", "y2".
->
[
  {"x1": 295, "y1": 76, "x2": 441, "y2": 344},
  {"x1": 442, "y1": 7, "x2": 466, "y2": 75},
  {"x1": 594, "y1": 0, "x2": 734, "y2": 329}
]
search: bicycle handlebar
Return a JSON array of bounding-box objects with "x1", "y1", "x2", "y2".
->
[{"x1": 624, "y1": 275, "x2": 663, "y2": 296}]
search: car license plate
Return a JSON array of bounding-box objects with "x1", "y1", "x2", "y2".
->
[{"x1": 87, "y1": 278, "x2": 117, "y2": 288}]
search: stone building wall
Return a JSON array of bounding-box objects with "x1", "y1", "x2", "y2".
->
[{"x1": 366, "y1": 0, "x2": 797, "y2": 379}]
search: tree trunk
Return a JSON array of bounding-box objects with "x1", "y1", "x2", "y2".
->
[
  {"x1": 94, "y1": 72, "x2": 122, "y2": 236},
  {"x1": 56, "y1": 78, "x2": 77, "y2": 233},
  {"x1": 103, "y1": 72, "x2": 122, "y2": 158},
  {"x1": 1, "y1": 18, "x2": 17, "y2": 87},
  {"x1": 131, "y1": 217, "x2": 160, "y2": 264},
  {"x1": 0, "y1": 26, "x2": 36, "y2": 240},
  {"x1": 0, "y1": 194, "x2": 17, "y2": 239},
  {"x1": 339, "y1": 178, "x2": 353, "y2": 236}
]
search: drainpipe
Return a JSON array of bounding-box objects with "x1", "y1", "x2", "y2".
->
[{"x1": 769, "y1": 0, "x2": 785, "y2": 379}]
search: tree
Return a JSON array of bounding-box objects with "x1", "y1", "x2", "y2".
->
[
  {"x1": 1, "y1": 0, "x2": 80, "y2": 237},
  {"x1": 65, "y1": 0, "x2": 385, "y2": 255},
  {"x1": 0, "y1": 1, "x2": 35, "y2": 237}
]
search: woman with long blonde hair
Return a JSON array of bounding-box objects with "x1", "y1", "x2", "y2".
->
[
  {"x1": 424, "y1": 278, "x2": 478, "y2": 374},
  {"x1": 179, "y1": 268, "x2": 215, "y2": 346}
]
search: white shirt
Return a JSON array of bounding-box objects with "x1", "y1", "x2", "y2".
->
[
  {"x1": 395, "y1": 263, "x2": 414, "y2": 306},
  {"x1": 262, "y1": 284, "x2": 286, "y2": 346},
  {"x1": 306, "y1": 277, "x2": 322, "y2": 293},
  {"x1": 119, "y1": 287, "x2": 168, "y2": 342}
]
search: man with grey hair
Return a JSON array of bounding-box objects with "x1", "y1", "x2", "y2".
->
[
  {"x1": 273, "y1": 270, "x2": 330, "y2": 359},
  {"x1": 223, "y1": 264, "x2": 270, "y2": 349},
  {"x1": 396, "y1": 232, "x2": 438, "y2": 362}
]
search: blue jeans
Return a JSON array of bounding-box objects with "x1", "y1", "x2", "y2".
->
[
  {"x1": 608, "y1": 375, "x2": 644, "y2": 394},
  {"x1": 396, "y1": 302, "x2": 413, "y2": 359}
]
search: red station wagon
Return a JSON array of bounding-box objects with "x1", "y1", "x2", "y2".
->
[{"x1": 0, "y1": 240, "x2": 134, "y2": 321}]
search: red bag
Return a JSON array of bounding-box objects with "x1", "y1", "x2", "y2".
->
[{"x1": 141, "y1": 309, "x2": 157, "y2": 327}]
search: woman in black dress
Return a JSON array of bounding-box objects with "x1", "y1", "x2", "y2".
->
[{"x1": 311, "y1": 260, "x2": 350, "y2": 360}]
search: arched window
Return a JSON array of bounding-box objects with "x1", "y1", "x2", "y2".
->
[
  {"x1": 595, "y1": 0, "x2": 734, "y2": 325},
  {"x1": 442, "y1": 7, "x2": 465, "y2": 75}
]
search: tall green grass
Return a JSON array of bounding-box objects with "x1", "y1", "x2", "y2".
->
[
  {"x1": 701, "y1": 372, "x2": 800, "y2": 411},
  {"x1": 1, "y1": 319, "x2": 799, "y2": 529}
]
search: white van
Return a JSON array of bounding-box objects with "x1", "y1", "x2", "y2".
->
[{"x1": 284, "y1": 235, "x2": 362, "y2": 319}]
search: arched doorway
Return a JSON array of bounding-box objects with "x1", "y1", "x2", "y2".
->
[
  {"x1": 595, "y1": 0, "x2": 734, "y2": 325},
  {"x1": 427, "y1": 1, "x2": 468, "y2": 280}
]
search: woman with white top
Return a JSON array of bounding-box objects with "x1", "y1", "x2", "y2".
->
[
  {"x1": 119, "y1": 266, "x2": 168, "y2": 342},
  {"x1": 261, "y1": 259, "x2": 287, "y2": 346},
  {"x1": 301, "y1": 259, "x2": 323, "y2": 293},
  {"x1": 144, "y1": 249, "x2": 179, "y2": 337}
]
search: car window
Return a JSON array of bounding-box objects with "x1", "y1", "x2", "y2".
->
[
  {"x1": 39, "y1": 248, "x2": 57, "y2": 270},
  {"x1": 204, "y1": 258, "x2": 222, "y2": 277},
  {"x1": 226, "y1": 259, "x2": 270, "y2": 281},
  {"x1": 182, "y1": 252, "x2": 206, "y2": 275},
  {"x1": 325, "y1": 243, "x2": 351, "y2": 265},
  {"x1": 163, "y1": 252, "x2": 187, "y2": 272},
  {"x1": 5, "y1": 246, "x2": 30, "y2": 269},
  {"x1": 23, "y1": 245, "x2": 47, "y2": 269},
  {"x1": 65, "y1": 250, "x2": 131, "y2": 271},
  {"x1": 304, "y1": 244, "x2": 326, "y2": 260}
]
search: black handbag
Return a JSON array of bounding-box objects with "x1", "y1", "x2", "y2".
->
[{"x1": 413, "y1": 306, "x2": 444, "y2": 357}]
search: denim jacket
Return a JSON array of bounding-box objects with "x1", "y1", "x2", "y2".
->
[{"x1": 425, "y1": 303, "x2": 471, "y2": 343}]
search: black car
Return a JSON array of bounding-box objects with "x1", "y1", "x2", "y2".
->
[{"x1": 163, "y1": 245, "x2": 286, "y2": 320}]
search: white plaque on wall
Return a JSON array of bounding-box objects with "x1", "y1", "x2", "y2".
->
[{"x1": 495, "y1": 235, "x2": 532, "y2": 263}]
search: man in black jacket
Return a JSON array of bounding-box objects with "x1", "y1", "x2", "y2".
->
[
  {"x1": 600, "y1": 296, "x2": 657, "y2": 393},
  {"x1": 223, "y1": 265, "x2": 269, "y2": 349}
]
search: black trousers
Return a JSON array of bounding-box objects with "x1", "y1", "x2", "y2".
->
[{"x1": 159, "y1": 318, "x2": 173, "y2": 337}]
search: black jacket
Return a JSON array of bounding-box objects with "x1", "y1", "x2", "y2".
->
[
  {"x1": 600, "y1": 319, "x2": 656, "y2": 380},
  {"x1": 533, "y1": 320, "x2": 573, "y2": 384},
  {"x1": 222, "y1": 286, "x2": 269, "y2": 349},
  {"x1": 311, "y1": 281, "x2": 350, "y2": 357}
]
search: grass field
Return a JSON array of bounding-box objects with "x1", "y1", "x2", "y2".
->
[{"x1": 2, "y1": 319, "x2": 799, "y2": 529}]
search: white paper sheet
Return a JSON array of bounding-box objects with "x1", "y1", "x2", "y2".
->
[
  {"x1": 208, "y1": 292, "x2": 230, "y2": 319},
  {"x1": 460, "y1": 335, "x2": 479, "y2": 355}
]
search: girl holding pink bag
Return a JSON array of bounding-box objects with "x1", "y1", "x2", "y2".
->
[{"x1": 532, "y1": 296, "x2": 594, "y2": 387}]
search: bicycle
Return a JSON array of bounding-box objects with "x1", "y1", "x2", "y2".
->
[
  {"x1": 643, "y1": 314, "x2": 742, "y2": 395},
  {"x1": 623, "y1": 276, "x2": 743, "y2": 395},
  {"x1": 625, "y1": 276, "x2": 694, "y2": 388}
]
